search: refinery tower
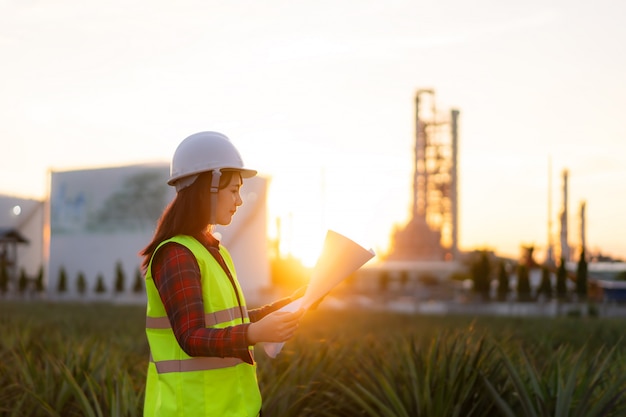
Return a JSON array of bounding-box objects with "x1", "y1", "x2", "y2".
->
[{"x1": 387, "y1": 89, "x2": 460, "y2": 261}]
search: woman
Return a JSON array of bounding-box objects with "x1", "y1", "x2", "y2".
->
[{"x1": 141, "y1": 131, "x2": 304, "y2": 417}]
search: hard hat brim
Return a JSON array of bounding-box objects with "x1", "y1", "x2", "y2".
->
[
  {"x1": 167, "y1": 167, "x2": 257, "y2": 186},
  {"x1": 236, "y1": 168, "x2": 257, "y2": 179}
]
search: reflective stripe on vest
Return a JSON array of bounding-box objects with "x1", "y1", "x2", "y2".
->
[
  {"x1": 146, "y1": 305, "x2": 249, "y2": 329},
  {"x1": 150, "y1": 354, "x2": 246, "y2": 373}
]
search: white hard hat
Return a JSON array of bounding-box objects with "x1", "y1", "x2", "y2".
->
[{"x1": 168, "y1": 131, "x2": 257, "y2": 191}]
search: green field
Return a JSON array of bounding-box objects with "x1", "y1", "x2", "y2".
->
[{"x1": 1, "y1": 301, "x2": 625, "y2": 416}]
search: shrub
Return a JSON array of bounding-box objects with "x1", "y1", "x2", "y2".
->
[
  {"x1": 516, "y1": 264, "x2": 532, "y2": 302},
  {"x1": 94, "y1": 274, "x2": 107, "y2": 294},
  {"x1": 471, "y1": 251, "x2": 492, "y2": 301},
  {"x1": 576, "y1": 249, "x2": 588, "y2": 299},
  {"x1": 556, "y1": 258, "x2": 568, "y2": 300},
  {"x1": 484, "y1": 345, "x2": 626, "y2": 416},
  {"x1": 537, "y1": 266, "x2": 553, "y2": 300},
  {"x1": 76, "y1": 272, "x2": 87, "y2": 295},
  {"x1": 0, "y1": 263, "x2": 7, "y2": 295},
  {"x1": 57, "y1": 266, "x2": 68, "y2": 294},
  {"x1": 18, "y1": 269, "x2": 29, "y2": 294},
  {"x1": 115, "y1": 262, "x2": 125, "y2": 294},
  {"x1": 132, "y1": 268, "x2": 144, "y2": 293},
  {"x1": 35, "y1": 266, "x2": 44, "y2": 293},
  {"x1": 496, "y1": 261, "x2": 510, "y2": 301}
]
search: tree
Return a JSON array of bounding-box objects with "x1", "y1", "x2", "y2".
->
[
  {"x1": 556, "y1": 258, "x2": 568, "y2": 300},
  {"x1": 18, "y1": 269, "x2": 28, "y2": 295},
  {"x1": 536, "y1": 266, "x2": 553, "y2": 300},
  {"x1": 57, "y1": 266, "x2": 68, "y2": 294},
  {"x1": 132, "y1": 267, "x2": 144, "y2": 294},
  {"x1": 114, "y1": 262, "x2": 125, "y2": 294},
  {"x1": 496, "y1": 261, "x2": 510, "y2": 301},
  {"x1": 94, "y1": 274, "x2": 106, "y2": 294},
  {"x1": 471, "y1": 251, "x2": 491, "y2": 301},
  {"x1": 76, "y1": 272, "x2": 87, "y2": 295},
  {"x1": 0, "y1": 263, "x2": 8, "y2": 295},
  {"x1": 516, "y1": 264, "x2": 532, "y2": 302},
  {"x1": 576, "y1": 248, "x2": 588, "y2": 300},
  {"x1": 35, "y1": 266, "x2": 44, "y2": 294}
]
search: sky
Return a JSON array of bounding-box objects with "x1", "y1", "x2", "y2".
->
[{"x1": 1, "y1": 0, "x2": 625, "y2": 266}]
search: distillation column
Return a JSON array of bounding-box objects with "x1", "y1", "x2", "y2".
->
[
  {"x1": 450, "y1": 109, "x2": 460, "y2": 260},
  {"x1": 559, "y1": 169, "x2": 570, "y2": 262},
  {"x1": 393, "y1": 89, "x2": 460, "y2": 261}
]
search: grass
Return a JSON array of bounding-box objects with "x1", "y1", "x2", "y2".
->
[{"x1": 1, "y1": 301, "x2": 626, "y2": 416}]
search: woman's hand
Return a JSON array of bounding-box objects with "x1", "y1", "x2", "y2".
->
[{"x1": 247, "y1": 309, "x2": 304, "y2": 344}]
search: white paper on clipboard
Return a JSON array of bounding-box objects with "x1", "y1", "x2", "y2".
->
[{"x1": 264, "y1": 230, "x2": 375, "y2": 358}]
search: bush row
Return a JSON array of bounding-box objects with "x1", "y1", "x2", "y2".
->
[{"x1": 2, "y1": 303, "x2": 626, "y2": 416}]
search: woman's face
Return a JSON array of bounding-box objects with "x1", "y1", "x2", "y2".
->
[{"x1": 215, "y1": 173, "x2": 243, "y2": 225}]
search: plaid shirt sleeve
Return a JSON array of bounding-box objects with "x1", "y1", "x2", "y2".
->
[
  {"x1": 152, "y1": 242, "x2": 253, "y2": 364},
  {"x1": 248, "y1": 297, "x2": 293, "y2": 322}
]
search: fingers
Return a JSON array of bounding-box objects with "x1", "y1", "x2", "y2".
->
[
  {"x1": 248, "y1": 309, "x2": 306, "y2": 344},
  {"x1": 273, "y1": 311, "x2": 300, "y2": 329},
  {"x1": 277, "y1": 324, "x2": 297, "y2": 341},
  {"x1": 272, "y1": 309, "x2": 304, "y2": 341}
]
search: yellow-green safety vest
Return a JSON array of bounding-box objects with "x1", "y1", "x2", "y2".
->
[{"x1": 143, "y1": 235, "x2": 261, "y2": 417}]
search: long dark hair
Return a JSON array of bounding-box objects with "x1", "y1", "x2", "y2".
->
[{"x1": 140, "y1": 170, "x2": 236, "y2": 271}]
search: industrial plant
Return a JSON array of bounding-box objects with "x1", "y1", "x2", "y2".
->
[
  {"x1": 386, "y1": 89, "x2": 460, "y2": 262},
  {"x1": 365, "y1": 88, "x2": 626, "y2": 308},
  {"x1": 383, "y1": 90, "x2": 594, "y2": 267}
]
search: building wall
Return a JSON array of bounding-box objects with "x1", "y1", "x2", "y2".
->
[{"x1": 16, "y1": 201, "x2": 45, "y2": 278}]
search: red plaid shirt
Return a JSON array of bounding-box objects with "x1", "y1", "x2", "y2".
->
[{"x1": 152, "y1": 233, "x2": 291, "y2": 365}]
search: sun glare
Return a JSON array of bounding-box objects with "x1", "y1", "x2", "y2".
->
[
  {"x1": 267, "y1": 175, "x2": 327, "y2": 268},
  {"x1": 270, "y1": 213, "x2": 325, "y2": 268},
  {"x1": 266, "y1": 164, "x2": 385, "y2": 268}
]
